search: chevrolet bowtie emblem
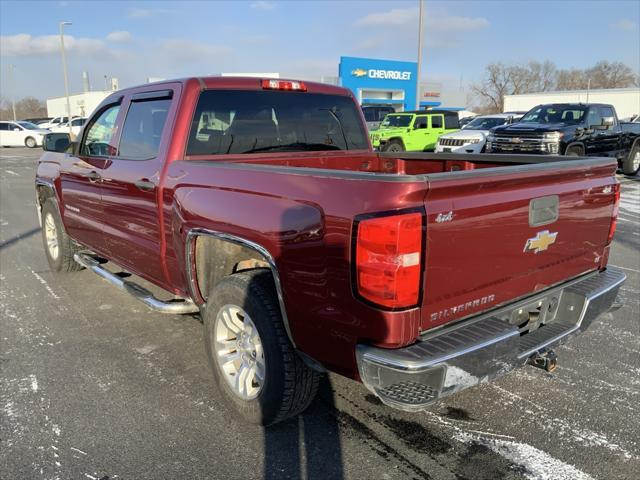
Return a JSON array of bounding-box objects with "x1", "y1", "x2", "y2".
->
[
  {"x1": 351, "y1": 68, "x2": 367, "y2": 77},
  {"x1": 524, "y1": 230, "x2": 558, "y2": 254}
]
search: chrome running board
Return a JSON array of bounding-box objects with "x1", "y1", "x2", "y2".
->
[{"x1": 74, "y1": 253, "x2": 200, "y2": 315}]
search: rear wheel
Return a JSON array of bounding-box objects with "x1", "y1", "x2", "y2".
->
[
  {"x1": 41, "y1": 198, "x2": 82, "y2": 272},
  {"x1": 622, "y1": 143, "x2": 640, "y2": 176},
  {"x1": 25, "y1": 136, "x2": 37, "y2": 148},
  {"x1": 565, "y1": 145, "x2": 583, "y2": 156},
  {"x1": 382, "y1": 140, "x2": 405, "y2": 153},
  {"x1": 203, "y1": 270, "x2": 320, "y2": 426}
]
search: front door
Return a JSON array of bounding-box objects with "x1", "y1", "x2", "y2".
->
[
  {"x1": 99, "y1": 86, "x2": 177, "y2": 286},
  {"x1": 58, "y1": 102, "x2": 123, "y2": 256}
]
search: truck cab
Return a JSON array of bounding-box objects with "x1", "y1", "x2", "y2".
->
[{"x1": 370, "y1": 110, "x2": 459, "y2": 152}]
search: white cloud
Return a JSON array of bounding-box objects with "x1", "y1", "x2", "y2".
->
[
  {"x1": 106, "y1": 31, "x2": 132, "y2": 43},
  {"x1": 127, "y1": 7, "x2": 172, "y2": 19},
  {"x1": 159, "y1": 39, "x2": 232, "y2": 61},
  {"x1": 355, "y1": 7, "x2": 488, "y2": 31},
  {"x1": 0, "y1": 33, "x2": 111, "y2": 57},
  {"x1": 250, "y1": 1, "x2": 276, "y2": 10},
  {"x1": 612, "y1": 19, "x2": 637, "y2": 31},
  {"x1": 356, "y1": 7, "x2": 417, "y2": 26}
]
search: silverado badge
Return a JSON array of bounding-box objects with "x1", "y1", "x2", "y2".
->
[{"x1": 524, "y1": 230, "x2": 558, "y2": 254}]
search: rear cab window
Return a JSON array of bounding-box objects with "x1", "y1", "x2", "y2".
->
[{"x1": 187, "y1": 90, "x2": 369, "y2": 156}]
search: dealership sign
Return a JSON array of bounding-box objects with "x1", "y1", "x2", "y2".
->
[{"x1": 351, "y1": 68, "x2": 412, "y2": 81}]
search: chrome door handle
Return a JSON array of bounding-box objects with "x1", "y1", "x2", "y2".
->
[
  {"x1": 85, "y1": 171, "x2": 102, "y2": 182},
  {"x1": 135, "y1": 179, "x2": 155, "y2": 192}
]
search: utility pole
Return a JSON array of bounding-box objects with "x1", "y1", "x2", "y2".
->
[
  {"x1": 8, "y1": 64, "x2": 17, "y2": 121},
  {"x1": 416, "y1": 0, "x2": 424, "y2": 110},
  {"x1": 59, "y1": 21, "x2": 72, "y2": 134}
]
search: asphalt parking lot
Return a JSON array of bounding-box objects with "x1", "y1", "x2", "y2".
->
[{"x1": 1, "y1": 147, "x2": 638, "y2": 480}]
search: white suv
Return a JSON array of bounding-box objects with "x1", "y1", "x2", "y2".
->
[{"x1": 435, "y1": 114, "x2": 521, "y2": 154}]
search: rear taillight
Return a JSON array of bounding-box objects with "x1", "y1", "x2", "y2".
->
[
  {"x1": 355, "y1": 212, "x2": 423, "y2": 309},
  {"x1": 261, "y1": 79, "x2": 307, "y2": 91},
  {"x1": 607, "y1": 182, "x2": 621, "y2": 244}
]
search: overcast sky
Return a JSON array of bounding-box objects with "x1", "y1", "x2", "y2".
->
[{"x1": 1, "y1": 0, "x2": 639, "y2": 99}]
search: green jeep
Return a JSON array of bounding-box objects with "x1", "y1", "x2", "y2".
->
[{"x1": 370, "y1": 110, "x2": 460, "y2": 152}]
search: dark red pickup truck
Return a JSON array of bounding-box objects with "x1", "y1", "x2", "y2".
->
[{"x1": 36, "y1": 77, "x2": 625, "y2": 425}]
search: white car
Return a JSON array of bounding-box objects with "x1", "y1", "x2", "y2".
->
[
  {"x1": 51, "y1": 117, "x2": 87, "y2": 137},
  {"x1": 37, "y1": 116, "x2": 72, "y2": 129},
  {"x1": 0, "y1": 121, "x2": 50, "y2": 148},
  {"x1": 435, "y1": 114, "x2": 522, "y2": 154}
]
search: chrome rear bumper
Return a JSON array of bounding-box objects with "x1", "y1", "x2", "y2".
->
[{"x1": 356, "y1": 267, "x2": 626, "y2": 411}]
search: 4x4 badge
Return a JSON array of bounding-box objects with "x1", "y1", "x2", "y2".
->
[{"x1": 524, "y1": 230, "x2": 558, "y2": 254}]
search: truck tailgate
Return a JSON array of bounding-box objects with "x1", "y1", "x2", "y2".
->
[{"x1": 421, "y1": 158, "x2": 618, "y2": 331}]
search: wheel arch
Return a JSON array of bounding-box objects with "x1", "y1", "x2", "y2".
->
[
  {"x1": 564, "y1": 142, "x2": 585, "y2": 155},
  {"x1": 35, "y1": 179, "x2": 59, "y2": 227},
  {"x1": 185, "y1": 228, "x2": 297, "y2": 348}
]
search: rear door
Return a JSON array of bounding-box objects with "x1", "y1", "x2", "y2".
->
[
  {"x1": 427, "y1": 115, "x2": 445, "y2": 150},
  {"x1": 420, "y1": 160, "x2": 617, "y2": 331},
  {"x1": 99, "y1": 86, "x2": 178, "y2": 285}
]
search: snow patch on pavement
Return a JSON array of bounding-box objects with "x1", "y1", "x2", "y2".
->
[{"x1": 455, "y1": 431, "x2": 595, "y2": 480}]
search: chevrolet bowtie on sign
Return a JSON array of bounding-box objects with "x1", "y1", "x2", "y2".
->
[
  {"x1": 524, "y1": 230, "x2": 558, "y2": 254},
  {"x1": 351, "y1": 69, "x2": 367, "y2": 77}
]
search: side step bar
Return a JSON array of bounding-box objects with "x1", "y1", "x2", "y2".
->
[{"x1": 74, "y1": 253, "x2": 200, "y2": 315}]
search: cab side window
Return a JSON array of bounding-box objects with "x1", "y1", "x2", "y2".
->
[
  {"x1": 414, "y1": 116, "x2": 428, "y2": 129},
  {"x1": 0, "y1": 123, "x2": 8, "y2": 131},
  {"x1": 431, "y1": 115, "x2": 443, "y2": 129},
  {"x1": 82, "y1": 104, "x2": 121, "y2": 156},
  {"x1": 118, "y1": 98, "x2": 171, "y2": 160},
  {"x1": 586, "y1": 108, "x2": 602, "y2": 128}
]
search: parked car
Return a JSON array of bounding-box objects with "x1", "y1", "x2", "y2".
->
[
  {"x1": 36, "y1": 77, "x2": 625, "y2": 426},
  {"x1": 23, "y1": 117, "x2": 52, "y2": 125},
  {"x1": 0, "y1": 120, "x2": 50, "y2": 148},
  {"x1": 38, "y1": 116, "x2": 76, "y2": 129},
  {"x1": 370, "y1": 110, "x2": 459, "y2": 152},
  {"x1": 362, "y1": 106, "x2": 396, "y2": 131},
  {"x1": 51, "y1": 117, "x2": 87, "y2": 137},
  {"x1": 435, "y1": 113, "x2": 522, "y2": 154},
  {"x1": 487, "y1": 103, "x2": 640, "y2": 175}
]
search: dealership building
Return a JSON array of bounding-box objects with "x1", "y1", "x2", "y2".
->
[{"x1": 338, "y1": 56, "x2": 466, "y2": 112}]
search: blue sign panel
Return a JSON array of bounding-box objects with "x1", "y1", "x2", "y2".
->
[{"x1": 339, "y1": 56, "x2": 418, "y2": 111}]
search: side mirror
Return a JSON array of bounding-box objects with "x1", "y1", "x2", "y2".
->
[
  {"x1": 13, "y1": 128, "x2": 20, "y2": 132},
  {"x1": 601, "y1": 117, "x2": 614, "y2": 128},
  {"x1": 42, "y1": 132, "x2": 71, "y2": 153}
]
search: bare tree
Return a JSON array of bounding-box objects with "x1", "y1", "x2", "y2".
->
[
  {"x1": 585, "y1": 61, "x2": 638, "y2": 88},
  {"x1": 471, "y1": 61, "x2": 557, "y2": 113},
  {"x1": 472, "y1": 60, "x2": 639, "y2": 112},
  {"x1": 15, "y1": 97, "x2": 47, "y2": 119}
]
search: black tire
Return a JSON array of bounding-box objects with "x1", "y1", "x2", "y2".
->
[
  {"x1": 565, "y1": 145, "x2": 583, "y2": 157},
  {"x1": 203, "y1": 269, "x2": 320, "y2": 426},
  {"x1": 41, "y1": 198, "x2": 83, "y2": 272},
  {"x1": 382, "y1": 139, "x2": 405, "y2": 152},
  {"x1": 622, "y1": 143, "x2": 640, "y2": 176},
  {"x1": 25, "y1": 136, "x2": 37, "y2": 148}
]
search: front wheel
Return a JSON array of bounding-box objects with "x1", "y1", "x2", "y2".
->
[
  {"x1": 203, "y1": 270, "x2": 320, "y2": 426},
  {"x1": 41, "y1": 198, "x2": 83, "y2": 272},
  {"x1": 25, "y1": 136, "x2": 37, "y2": 148},
  {"x1": 565, "y1": 145, "x2": 583, "y2": 157},
  {"x1": 382, "y1": 140, "x2": 405, "y2": 152},
  {"x1": 622, "y1": 143, "x2": 640, "y2": 176}
]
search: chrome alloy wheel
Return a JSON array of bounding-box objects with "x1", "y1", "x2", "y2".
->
[
  {"x1": 633, "y1": 149, "x2": 640, "y2": 172},
  {"x1": 44, "y1": 212, "x2": 59, "y2": 260},
  {"x1": 214, "y1": 304, "x2": 265, "y2": 400}
]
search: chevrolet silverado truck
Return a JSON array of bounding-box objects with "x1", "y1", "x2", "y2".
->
[
  {"x1": 370, "y1": 110, "x2": 459, "y2": 152},
  {"x1": 487, "y1": 103, "x2": 640, "y2": 175},
  {"x1": 36, "y1": 77, "x2": 625, "y2": 426}
]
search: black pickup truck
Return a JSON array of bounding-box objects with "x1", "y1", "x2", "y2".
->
[{"x1": 487, "y1": 103, "x2": 640, "y2": 175}]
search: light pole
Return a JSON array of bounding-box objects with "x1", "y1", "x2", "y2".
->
[
  {"x1": 416, "y1": 0, "x2": 424, "y2": 110},
  {"x1": 8, "y1": 64, "x2": 17, "y2": 121},
  {"x1": 59, "y1": 21, "x2": 72, "y2": 135}
]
